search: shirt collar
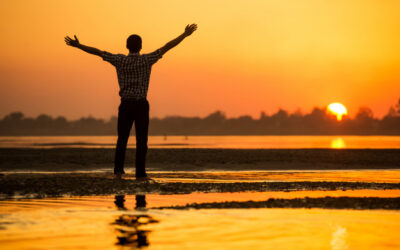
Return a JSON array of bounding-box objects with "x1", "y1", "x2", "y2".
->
[{"x1": 128, "y1": 52, "x2": 140, "y2": 56}]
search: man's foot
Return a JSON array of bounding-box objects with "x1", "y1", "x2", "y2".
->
[
  {"x1": 135, "y1": 176, "x2": 156, "y2": 183},
  {"x1": 115, "y1": 172, "x2": 123, "y2": 180}
]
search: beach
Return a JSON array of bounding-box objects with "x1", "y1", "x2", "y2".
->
[
  {"x1": 1, "y1": 147, "x2": 400, "y2": 249},
  {"x1": 2, "y1": 172, "x2": 400, "y2": 198},
  {"x1": 1, "y1": 148, "x2": 399, "y2": 172},
  {"x1": 0, "y1": 147, "x2": 399, "y2": 200},
  {"x1": 1, "y1": 147, "x2": 400, "y2": 198}
]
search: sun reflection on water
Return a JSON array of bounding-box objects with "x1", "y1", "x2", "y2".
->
[{"x1": 331, "y1": 137, "x2": 346, "y2": 149}]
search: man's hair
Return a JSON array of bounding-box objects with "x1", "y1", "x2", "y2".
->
[{"x1": 126, "y1": 34, "x2": 142, "y2": 53}]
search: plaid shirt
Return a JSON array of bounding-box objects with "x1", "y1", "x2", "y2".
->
[{"x1": 101, "y1": 49, "x2": 162, "y2": 100}]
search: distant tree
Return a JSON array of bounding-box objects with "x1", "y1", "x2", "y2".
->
[
  {"x1": 73, "y1": 116, "x2": 105, "y2": 132},
  {"x1": 355, "y1": 107, "x2": 374, "y2": 119},
  {"x1": 353, "y1": 107, "x2": 378, "y2": 133},
  {"x1": 292, "y1": 108, "x2": 303, "y2": 117},
  {"x1": 271, "y1": 109, "x2": 288, "y2": 126},
  {"x1": 305, "y1": 107, "x2": 326, "y2": 123},
  {"x1": 35, "y1": 114, "x2": 54, "y2": 129},
  {"x1": 381, "y1": 98, "x2": 400, "y2": 134},
  {"x1": 272, "y1": 109, "x2": 288, "y2": 120},
  {"x1": 288, "y1": 109, "x2": 304, "y2": 131},
  {"x1": 3, "y1": 112, "x2": 24, "y2": 121},
  {"x1": 1, "y1": 112, "x2": 25, "y2": 131},
  {"x1": 259, "y1": 111, "x2": 268, "y2": 120},
  {"x1": 36, "y1": 114, "x2": 53, "y2": 122},
  {"x1": 387, "y1": 98, "x2": 400, "y2": 117},
  {"x1": 387, "y1": 107, "x2": 397, "y2": 117},
  {"x1": 204, "y1": 111, "x2": 226, "y2": 122},
  {"x1": 54, "y1": 116, "x2": 69, "y2": 129}
]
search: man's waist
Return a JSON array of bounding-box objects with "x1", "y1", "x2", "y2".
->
[{"x1": 121, "y1": 97, "x2": 148, "y2": 102}]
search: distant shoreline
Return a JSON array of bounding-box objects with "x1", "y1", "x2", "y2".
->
[
  {"x1": 2, "y1": 132, "x2": 400, "y2": 136},
  {"x1": 2, "y1": 107, "x2": 400, "y2": 136}
]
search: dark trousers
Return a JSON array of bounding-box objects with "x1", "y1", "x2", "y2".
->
[{"x1": 114, "y1": 99, "x2": 149, "y2": 177}]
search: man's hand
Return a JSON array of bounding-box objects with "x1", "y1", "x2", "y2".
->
[
  {"x1": 64, "y1": 35, "x2": 80, "y2": 47},
  {"x1": 183, "y1": 24, "x2": 197, "y2": 37}
]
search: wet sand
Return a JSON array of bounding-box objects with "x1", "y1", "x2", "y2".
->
[
  {"x1": 1, "y1": 148, "x2": 399, "y2": 209},
  {"x1": 1, "y1": 148, "x2": 399, "y2": 172},
  {"x1": 1, "y1": 173, "x2": 400, "y2": 199},
  {"x1": 156, "y1": 197, "x2": 400, "y2": 210},
  {"x1": 3, "y1": 190, "x2": 400, "y2": 212}
]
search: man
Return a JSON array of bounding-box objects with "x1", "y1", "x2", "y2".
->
[{"x1": 65, "y1": 24, "x2": 198, "y2": 180}]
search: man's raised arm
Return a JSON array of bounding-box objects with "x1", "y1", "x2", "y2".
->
[
  {"x1": 64, "y1": 35, "x2": 102, "y2": 57},
  {"x1": 159, "y1": 24, "x2": 197, "y2": 55}
]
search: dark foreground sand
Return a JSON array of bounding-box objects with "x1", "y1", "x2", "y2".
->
[
  {"x1": 156, "y1": 197, "x2": 400, "y2": 210},
  {"x1": 1, "y1": 173, "x2": 400, "y2": 199},
  {"x1": 1, "y1": 148, "x2": 399, "y2": 209},
  {"x1": 1, "y1": 148, "x2": 400, "y2": 171}
]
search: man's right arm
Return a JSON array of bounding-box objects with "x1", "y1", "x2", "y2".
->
[
  {"x1": 64, "y1": 35, "x2": 102, "y2": 57},
  {"x1": 159, "y1": 24, "x2": 198, "y2": 56}
]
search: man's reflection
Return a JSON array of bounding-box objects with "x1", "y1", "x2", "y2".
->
[
  {"x1": 113, "y1": 195, "x2": 158, "y2": 248},
  {"x1": 136, "y1": 195, "x2": 146, "y2": 209},
  {"x1": 114, "y1": 195, "x2": 127, "y2": 210}
]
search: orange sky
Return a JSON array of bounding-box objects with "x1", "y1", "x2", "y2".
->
[{"x1": 0, "y1": 0, "x2": 399, "y2": 119}]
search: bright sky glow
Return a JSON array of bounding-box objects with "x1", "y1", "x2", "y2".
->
[{"x1": 0, "y1": 0, "x2": 399, "y2": 119}]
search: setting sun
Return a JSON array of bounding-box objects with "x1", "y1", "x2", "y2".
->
[{"x1": 327, "y1": 103, "x2": 348, "y2": 121}]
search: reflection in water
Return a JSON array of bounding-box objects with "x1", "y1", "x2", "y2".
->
[
  {"x1": 136, "y1": 195, "x2": 146, "y2": 209},
  {"x1": 331, "y1": 137, "x2": 346, "y2": 149},
  {"x1": 113, "y1": 195, "x2": 158, "y2": 248},
  {"x1": 331, "y1": 226, "x2": 348, "y2": 250},
  {"x1": 1, "y1": 194, "x2": 400, "y2": 248},
  {"x1": 114, "y1": 195, "x2": 126, "y2": 210}
]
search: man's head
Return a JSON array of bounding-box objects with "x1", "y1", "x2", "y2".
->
[{"x1": 126, "y1": 35, "x2": 142, "y2": 54}]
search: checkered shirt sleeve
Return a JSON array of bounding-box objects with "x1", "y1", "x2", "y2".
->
[
  {"x1": 143, "y1": 49, "x2": 163, "y2": 65},
  {"x1": 101, "y1": 51, "x2": 123, "y2": 67}
]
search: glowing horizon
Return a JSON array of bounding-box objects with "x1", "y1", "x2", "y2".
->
[{"x1": 1, "y1": 0, "x2": 399, "y2": 119}]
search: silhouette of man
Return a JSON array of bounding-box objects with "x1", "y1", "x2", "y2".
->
[{"x1": 65, "y1": 24, "x2": 197, "y2": 180}]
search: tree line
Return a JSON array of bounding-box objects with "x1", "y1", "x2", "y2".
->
[{"x1": 1, "y1": 99, "x2": 399, "y2": 135}]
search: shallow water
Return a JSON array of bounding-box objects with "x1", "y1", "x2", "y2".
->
[
  {"x1": 1, "y1": 190, "x2": 400, "y2": 211},
  {"x1": 146, "y1": 170, "x2": 400, "y2": 183},
  {"x1": 1, "y1": 135, "x2": 400, "y2": 149},
  {"x1": 4, "y1": 170, "x2": 400, "y2": 185},
  {"x1": 4, "y1": 170, "x2": 400, "y2": 184},
  {"x1": 1, "y1": 192, "x2": 400, "y2": 249}
]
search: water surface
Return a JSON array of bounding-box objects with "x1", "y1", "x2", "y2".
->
[
  {"x1": 147, "y1": 170, "x2": 400, "y2": 183},
  {"x1": 1, "y1": 192, "x2": 400, "y2": 249},
  {"x1": 1, "y1": 135, "x2": 399, "y2": 149}
]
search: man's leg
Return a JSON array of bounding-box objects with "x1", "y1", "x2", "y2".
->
[
  {"x1": 134, "y1": 100, "x2": 149, "y2": 178},
  {"x1": 114, "y1": 101, "x2": 134, "y2": 174}
]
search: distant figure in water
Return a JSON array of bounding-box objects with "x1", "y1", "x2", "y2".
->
[{"x1": 65, "y1": 24, "x2": 198, "y2": 181}]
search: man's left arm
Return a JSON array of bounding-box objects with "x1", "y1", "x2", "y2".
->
[{"x1": 65, "y1": 35, "x2": 103, "y2": 57}]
